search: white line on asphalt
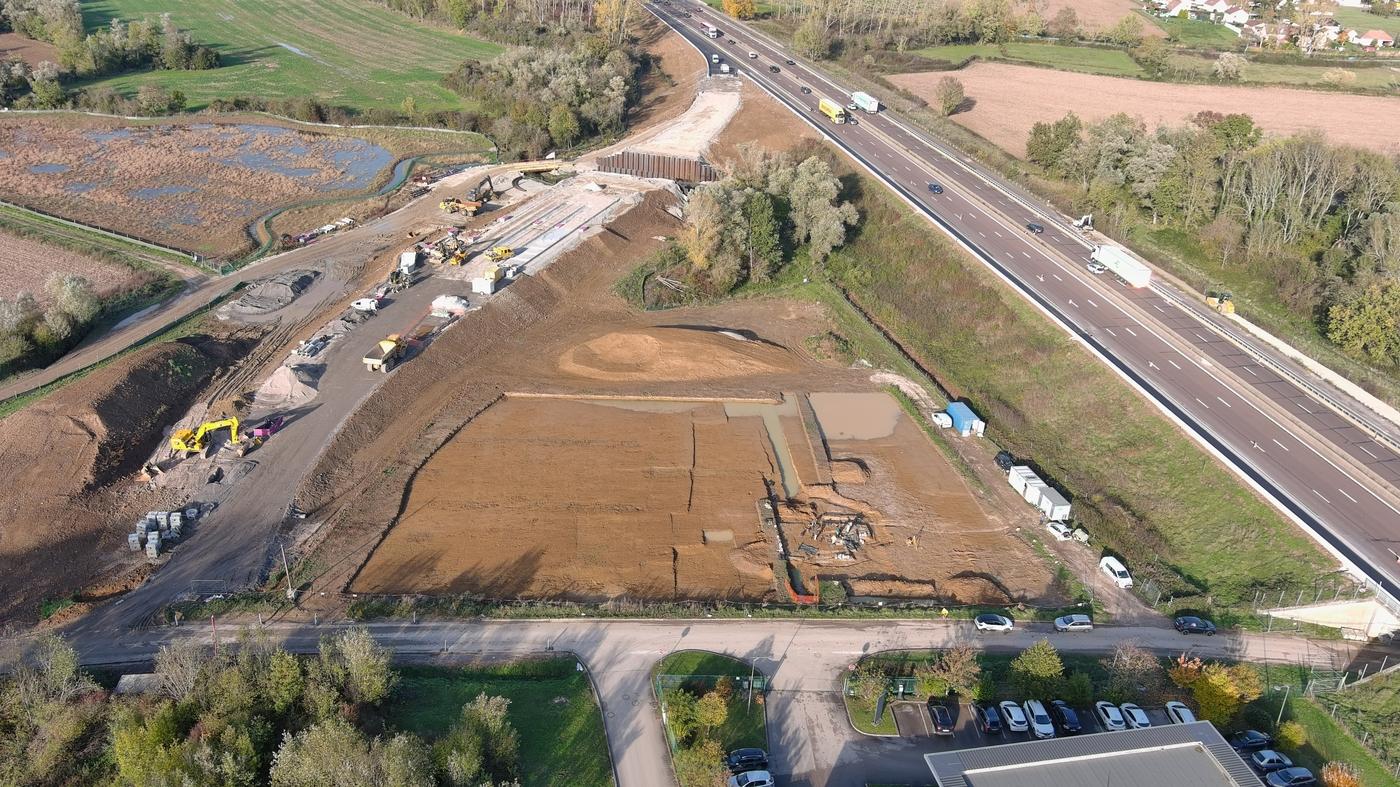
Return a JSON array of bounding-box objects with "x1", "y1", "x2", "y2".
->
[
  {"x1": 1152, "y1": 304, "x2": 1165, "y2": 313},
  {"x1": 1273, "y1": 439, "x2": 1291, "y2": 452},
  {"x1": 994, "y1": 230, "x2": 1002, "y2": 237},
  {"x1": 1196, "y1": 398, "x2": 1210, "y2": 408},
  {"x1": 1068, "y1": 299, "x2": 1078, "y2": 308},
  {"x1": 1086, "y1": 298, "x2": 1098, "y2": 308},
  {"x1": 1051, "y1": 273, "x2": 1062, "y2": 281},
  {"x1": 1194, "y1": 333, "x2": 1208, "y2": 342},
  {"x1": 1298, "y1": 402, "x2": 1314, "y2": 414},
  {"x1": 1314, "y1": 489, "x2": 1331, "y2": 504},
  {"x1": 979, "y1": 231, "x2": 986, "y2": 238},
  {"x1": 1022, "y1": 252, "x2": 1031, "y2": 258},
  {"x1": 1244, "y1": 366, "x2": 1258, "y2": 377},
  {"x1": 1217, "y1": 396, "x2": 1233, "y2": 408},
  {"x1": 1106, "y1": 328, "x2": 1117, "y2": 336},
  {"x1": 1359, "y1": 444, "x2": 1378, "y2": 459},
  {"x1": 1168, "y1": 359, "x2": 1182, "y2": 370},
  {"x1": 1340, "y1": 488, "x2": 1358, "y2": 503},
  {"x1": 1124, "y1": 327, "x2": 1137, "y2": 337}
]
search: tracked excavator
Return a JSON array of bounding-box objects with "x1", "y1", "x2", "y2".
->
[{"x1": 170, "y1": 417, "x2": 240, "y2": 453}]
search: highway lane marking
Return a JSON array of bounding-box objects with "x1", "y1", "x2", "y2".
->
[
  {"x1": 1194, "y1": 332, "x2": 1208, "y2": 342},
  {"x1": 1243, "y1": 366, "x2": 1258, "y2": 377},
  {"x1": 1217, "y1": 396, "x2": 1233, "y2": 408},
  {"x1": 1168, "y1": 359, "x2": 1182, "y2": 370},
  {"x1": 994, "y1": 230, "x2": 1003, "y2": 237},
  {"x1": 1359, "y1": 444, "x2": 1378, "y2": 459},
  {"x1": 1086, "y1": 298, "x2": 1098, "y2": 308},
  {"x1": 1068, "y1": 299, "x2": 1078, "y2": 308},
  {"x1": 1196, "y1": 397, "x2": 1210, "y2": 409},
  {"x1": 979, "y1": 231, "x2": 986, "y2": 238},
  {"x1": 1314, "y1": 489, "x2": 1331, "y2": 504},
  {"x1": 1106, "y1": 328, "x2": 1117, "y2": 336},
  {"x1": 1124, "y1": 327, "x2": 1137, "y2": 336},
  {"x1": 1339, "y1": 488, "x2": 1358, "y2": 503},
  {"x1": 1273, "y1": 439, "x2": 1291, "y2": 452},
  {"x1": 1022, "y1": 252, "x2": 1031, "y2": 258},
  {"x1": 1051, "y1": 273, "x2": 1062, "y2": 281},
  {"x1": 1298, "y1": 401, "x2": 1314, "y2": 414},
  {"x1": 1148, "y1": 361, "x2": 1159, "y2": 370}
]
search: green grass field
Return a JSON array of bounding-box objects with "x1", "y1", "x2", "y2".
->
[
  {"x1": 1334, "y1": 6, "x2": 1400, "y2": 38},
  {"x1": 80, "y1": 0, "x2": 502, "y2": 112},
  {"x1": 655, "y1": 651, "x2": 767, "y2": 751},
  {"x1": 386, "y1": 661, "x2": 613, "y2": 787},
  {"x1": 912, "y1": 43, "x2": 1145, "y2": 77},
  {"x1": 1157, "y1": 15, "x2": 1242, "y2": 48}
]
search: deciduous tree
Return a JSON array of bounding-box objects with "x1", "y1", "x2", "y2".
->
[
  {"x1": 933, "y1": 75, "x2": 965, "y2": 116},
  {"x1": 1010, "y1": 639, "x2": 1063, "y2": 698}
]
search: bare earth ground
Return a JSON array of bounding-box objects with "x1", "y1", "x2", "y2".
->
[
  {"x1": 708, "y1": 78, "x2": 822, "y2": 163},
  {"x1": 628, "y1": 15, "x2": 708, "y2": 133},
  {"x1": 0, "y1": 229, "x2": 142, "y2": 302},
  {"x1": 891, "y1": 63, "x2": 1400, "y2": 158},
  {"x1": 1043, "y1": 0, "x2": 1165, "y2": 37},
  {"x1": 0, "y1": 32, "x2": 58, "y2": 66}
]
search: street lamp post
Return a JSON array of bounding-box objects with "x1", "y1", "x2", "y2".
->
[{"x1": 749, "y1": 656, "x2": 778, "y2": 713}]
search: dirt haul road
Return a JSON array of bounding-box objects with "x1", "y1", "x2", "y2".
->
[{"x1": 0, "y1": 162, "x2": 548, "y2": 404}]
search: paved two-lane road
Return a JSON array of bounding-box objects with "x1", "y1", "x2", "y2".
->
[{"x1": 650, "y1": 0, "x2": 1400, "y2": 609}]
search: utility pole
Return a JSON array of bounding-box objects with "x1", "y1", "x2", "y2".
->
[
  {"x1": 281, "y1": 544, "x2": 296, "y2": 602},
  {"x1": 1275, "y1": 684, "x2": 1292, "y2": 729}
]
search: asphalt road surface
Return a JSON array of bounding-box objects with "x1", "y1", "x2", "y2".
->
[
  {"x1": 649, "y1": 0, "x2": 1400, "y2": 608},
  {"x1": 55, "y1": 617, "x2": 1385, "y2": 787}
]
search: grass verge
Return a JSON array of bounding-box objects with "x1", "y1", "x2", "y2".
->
[
  {"x1": 385, "y1": 660, "x2": 613, "y2": 787},
  {"x1": 912, "y1": 42, "x2": 1144, "y2": 77},
  {"x1": 654, "y1": 651, "x2": 767, "y2": 759}
]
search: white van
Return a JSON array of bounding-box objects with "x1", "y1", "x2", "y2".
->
[{"x1": 1099, "y1": 555, "x2": 1133, "y2": 589}]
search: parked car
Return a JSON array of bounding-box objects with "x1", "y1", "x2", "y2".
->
[
  {"x1": 927, "y1": 182, "x2": 944, "y2": 194},
  {"x1": 1087, "y1": 262, "x2": 1107, "y2": 274},
  {"x1": 1174, "y1": 616, "x2": 1217, "y2": 636},
  {"x1": 1099, "y1": 555, "x2": 1133, "y2": 589},
  {"x1": 1026, "y1": 222, "x2": 1044, "y2": 234},
  {"x1": 1230, "y1": 730, "x2": 1276, "y2": 753},
  {"x1": 974, "y1": 613, "x2": 1014, "y2": 632},
  {"x1": 927, "y1": 700, "x2": 955, "y2": 735},
  {"x1": 1023, "y1": 700, "x2": 1055, "y2": 739},
  {"x1": 1048, "y1": 700, "x2": 1082, "y2": 735},
  {"x1": 1164, "y1": 701, "x2": 1196, "y2": 725},
  {"x1": 972, "y1": 702, "x2": 1002, "y2": 734},
  {"x1": 725, "y1": 749, "x2": 768, "y2": 774},
  {"x1": 998, "y1": 700, "x2": 1029, "y2": 733},
  {"x1": 1265, "y1": 768, "x2": 1317, "y2": 787},
  {"x1": 1119, "y1": 703, "x2": 1151, "y2": 729},
  {"x1": 1047, "y1": 521, "x2": 1073, "y2": 541},
  {"x1": 1250, "y1": 750, "x2": 1294, "y2": 775},
  {"x1": 994, "y1": 450, "x2": 1015, "y2": 471},
  {"x1": 1094, "y1": 701, "x2": 1126, "y2": 731},
  {"x1": 728, "y1": 771, "x2": 774, "y2": 787},
  {"x1": 1054, "y1": 614, "x2": 1093, "y2": 632}
]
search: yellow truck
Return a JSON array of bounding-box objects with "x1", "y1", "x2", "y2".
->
[
  {"x1": 363, "y1": 335, "x2": 406, "y2": 373},
  {"x1": 818, "y1": 98, "x2": 847, "y2": 124}
]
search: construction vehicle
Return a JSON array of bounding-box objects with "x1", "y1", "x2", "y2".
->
[
  {"x1": 448, "y1": 250, "x2": 468, "y2": 266},
  {"x1": 170, "y1": 417, "x2": 240, "y2": 453},
  {"x1": 1206, "y1": 288, "x2": 1235, "y2": 315},
  {"x1": 487, "y1": 246, "x2": 515, "y2": 262},
  {"x1": 818, "y1": 98, "x2": 847, "y2": 124},
  {"x1": 1072, "y1": 214, "x2": 1094, "y2": 232},
  {"x1": 439, "y1": 197, "x2": 482, "y2": 216},
  {"x1": 363, "y1": 335, "x2": 406, "y2": 373},
  {"x1": 465, "y1": 176, "x2": 494, "y2": 203}
]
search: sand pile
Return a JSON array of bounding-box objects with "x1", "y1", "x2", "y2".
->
[
  {"x1": 255, "y1": 364, "x2": 322, "y2": 408},
  {"x1": 219, "y1": 270, "x2": 319, "y2": 318},
  {"x1": 557, "y1": 327, "x2": 797, "y2": 382}
]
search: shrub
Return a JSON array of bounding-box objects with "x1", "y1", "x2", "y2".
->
[{"x1": 1277, "y1": 720, "x2": 1308, "y2": 752}]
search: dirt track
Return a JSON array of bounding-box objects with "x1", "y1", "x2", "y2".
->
[{"x1": 891, "y1": 62, "x2": 1400, "y2": 157}]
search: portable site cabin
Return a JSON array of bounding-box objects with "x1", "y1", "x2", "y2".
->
[
  {"x1": 1007, "y1": 466, "x2": 1037, "y2": 497},
  {"x1": 945, "y1": 402, "x2": 985, "y2": 437},
  {"x1": 1037, "y1": 486, "x2": 1071, "y2": 522},
  {"x1": 1023, "y1": 479, "x2": 1048, "y2": 506}
]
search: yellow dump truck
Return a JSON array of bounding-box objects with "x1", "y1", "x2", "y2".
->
[
  {"x1": 363, "y1": 335, "x2": 406, "y2": 373},
  {"x1": 487, "y1": 246, "x2": 514, "y2": 262},
  {"x1": 818, "y1": 98, "x2": 847, "y2": 124},
  {"x1": 439, "y1": 197, "x2": 482, "y2": 216}
]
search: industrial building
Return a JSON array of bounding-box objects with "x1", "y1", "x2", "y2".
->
[{"x1": 924, "y1": 722, "x2": 1262, "y2": 787}]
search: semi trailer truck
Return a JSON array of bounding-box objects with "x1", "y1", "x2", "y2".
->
[
  {"x1": 1090, "y1": 244, "x2": 1152, "y2": 288},
  {"x1": 818, "y1": 98, "x2": 847, "y2": 124}
]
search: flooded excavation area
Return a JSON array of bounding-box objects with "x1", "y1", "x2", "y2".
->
[
  {"x1": 0, "y1": 119, "x2": 395, "y2": 257},
  {"x1": 353, "y1": 385, "x2": 1052, "y2": 605}
]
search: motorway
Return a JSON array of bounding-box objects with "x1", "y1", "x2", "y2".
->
[
  {"x1": 54, "y1": 617, "x2": 1387, "y2": 787},
  {"x1": 648, "y1": 0, "x2": 1400, "y2": 607}
]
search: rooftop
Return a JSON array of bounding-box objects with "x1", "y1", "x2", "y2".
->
[{"x1": 925, "y1": 722, "x2": 1261, "y2": 787}]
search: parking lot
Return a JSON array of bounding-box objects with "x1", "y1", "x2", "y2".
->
[{"x1": 891, "y1": 697, "x2": 1177, "y2": 750}]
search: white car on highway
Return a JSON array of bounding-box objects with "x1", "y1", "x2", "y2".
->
[
  {"x1": 1120, "y1": 703, "x2": 1151, "y2": 729},
  {"x1": 998, "y1": 700, "x2": 1029, "y2": 733},
  {"x1": 1094, "y1": 701, "x2": 1127, "y2": 731},
  {"x1": 1165, "y1": 701, "x2": 1197, "y2": 725},
  {"x1": 974, "y1": 613, "x2": 1014, "y2": 632},
  {"x1": 1023, "y1": 699, "x2": 1056, "y2": 739},
  {"x1": 1087, "y1": 261, "x2": 1107, "y2": 274}
]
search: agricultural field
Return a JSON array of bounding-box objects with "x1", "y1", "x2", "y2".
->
[
  {"x1": 890, "y1": 62, "x2": 1400, "y2": 158},
  {"x1": 911, "y1": 42, "x2": 1145, "y2": 77},
  {"x1": 1334, "y1": 6, "x2": 1400, "y2": 38},
  {"x1": 0, "y1": 116, "x2": 487, "y2": 259},
  {"x1": 1156, "y1": 15, "x2": 1242, "y2": 48},
  {"x1": 0, "y1": 229, "x2": 146, "y2": 303},
  {"x1": 79, "y1": 0, "x2": 502, "y2": 112},
  {"x1": 0, "y1": 31, "x2": 58, "y2": 65},
  {"x1": 1042, "y1": 0, "x2": 1165, "y2": 37}
]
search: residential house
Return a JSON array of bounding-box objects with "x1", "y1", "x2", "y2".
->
[
  {"x1": 1353, "y1": 28, "x2": 1395, "y2": 47},
  {"x1": 1221, "y1": 5, "x2": 1250, "y2": 25},
  {"x1": 1162, "y1": 0, "x2": 1195, "y2": 17}
]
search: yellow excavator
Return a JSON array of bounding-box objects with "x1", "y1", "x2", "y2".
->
[
  {"x1": 1206, "y1": 288, "x2": 1235, "y2": 315},
  {"x1": 170, "y1": 417, "x2": 240, "y2": 454}
]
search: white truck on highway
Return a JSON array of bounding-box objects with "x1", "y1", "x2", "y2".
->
[
  {"x1": 1090, "y1": 244, "x2": 1152, "y2": 288},
  {"x1": 850, "y1": 91, "x2": 880, "y2": 114}
]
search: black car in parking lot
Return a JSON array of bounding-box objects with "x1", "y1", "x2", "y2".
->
[
  {"x1": 725, "y1": 748, "x2": 768, "y2": 773},
  {"x1": 994, "y1": 450, "x2": 1014, "y2": 471},
  {"x1": 1174, "y1": 616, "x2": 1217, "y2": 635},
  {"x1": 1048, "y1": 700, "x2": 1082, "y2": 735},
  {"x1": 1231, "y1": 730, "x2": 1276, "y2": 753},
  {"x1": 972, "y1": 703, "x2": 1002, "y2": 735},
  {"x1": 927, "y1": 699, "x2": 955, "y2": 735}
]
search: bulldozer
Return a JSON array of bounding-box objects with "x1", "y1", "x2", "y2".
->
[
  {"x1": 170, "y1": 417, "x2": 240, "y2": 454},
  {"x1": 439, "y1": 197, "x2": 482, "y2": 216},
  {"x1": 1206, "y1": 287, "x2": 1235, "y2": 315},
  {"x1": 487, "y1": 246, "x2": 514, "y2": 262}
]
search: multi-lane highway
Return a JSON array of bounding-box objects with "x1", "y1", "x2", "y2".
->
[{"x1": 648, "y1": 0, "x2": 1400, "y2": 609}]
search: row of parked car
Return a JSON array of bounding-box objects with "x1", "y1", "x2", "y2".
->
[
  {"x1": 939, "y1": 697, "x2": 1198, "y2": 740},
  {"x1": 971, "y1": 612, "x2": 1219, "y2": 636},
  {"x1": 1230, "y1": 730, "x2": 1322, "y2": 786}
]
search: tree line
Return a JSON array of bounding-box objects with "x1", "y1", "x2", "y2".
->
[
  {"x1": 0, "y1": 272, "x2": 101, "y2": 378},
  {"x1": 0, "y1": 632, "x2": 526, "y2": 786},
  {"x1": 0, "y1": 0, "x2": 217, "y2": 110},
  {"x1": 367, "y1": 0, "x2": 638, "y2": 46},
  {"x1": 1027, "y1": 111, "x2": 1400, "y2": 368}
]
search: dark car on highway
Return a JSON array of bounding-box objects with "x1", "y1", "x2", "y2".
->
[
  {"x1": 769, "y1": 65, "x2": 779, "y2": 72},
  {"x1": 1048, "y1": 700, "x2": 1082, "y2": 735},
  {"x1": 725, "y1": 748, "x2": 768, "y2": 774},
  {"x1": 1230, "y1": 730, "x2": 1276, "y2": 753},
  {"x1": 972, "y1": 702, "x2": 1002, "y2": 735},
  {"x1": 786, "y1": 58, "x2": 795, "y2": 65},
  {"x1": 927, "y1": 182, "x2": 944, "y2": 194},
  {"x1": 927, "y1": 700, "x2": 955, "y2": 735},
  {"x1": 1026, "y1": 222, "x2": 1044, "y2": 234},
  {"x1": 1174, "y1": 616, "x2": 1217, "y2": 635},
  {"x1": 800, "y1": 86, "x2": 811, "y2": 94}
]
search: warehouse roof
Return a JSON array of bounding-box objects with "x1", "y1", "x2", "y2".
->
[{"x1": 925, "y1": 722, "x2": 1260, "y2": 787}]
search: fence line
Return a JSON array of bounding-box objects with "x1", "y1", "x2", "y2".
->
[{"x1": 0, "y1": 197, "x2": 210, "y2": 269}]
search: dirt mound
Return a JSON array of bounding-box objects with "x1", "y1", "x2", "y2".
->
[
  {"x1": 219, "y1": 270, "x2": 319, "y2": 318},
  {"x1": 0, "y1": 336, "x2": 242, "y2": 624},
  {"x1": 255, "y1": 364, "x2": 321, "y2": 408},
  {"x1": 557, "y1": 327, "x2": 798, "y2": 382}
]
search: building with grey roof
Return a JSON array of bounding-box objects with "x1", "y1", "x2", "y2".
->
[{"x1": 925, "y1": 721, "x2": 1263, "y2": 787}]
